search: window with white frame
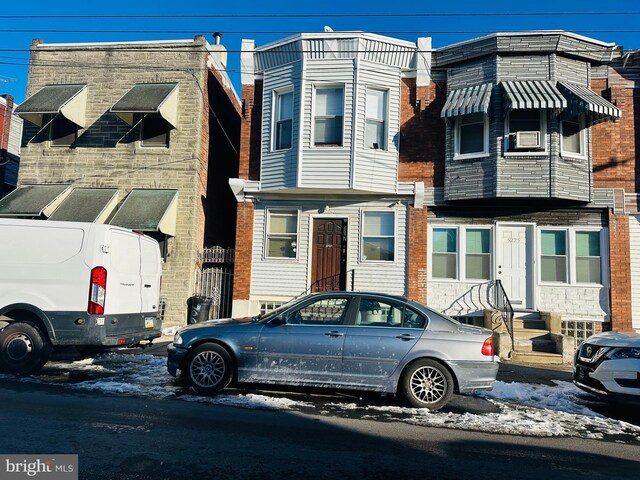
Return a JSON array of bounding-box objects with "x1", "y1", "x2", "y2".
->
[
  {"x1": 365, "y1": 88, "x2": 387, "y2": 150},
  {"x1": 266, "y1": 210, "x2": 298, "y2": 259},
  {"x1": 465, "y1": 228, "x2": 491, "y2": 280},
  {"x1": 314, "y1": 86, "x2": 344, "y2": 146},
  {"x1": 506, "y1": 109, "x2": 544, "y2": 152},
  {"x1": 274, "y1": 90, "x2": 293, "y2": 150},
  {"x1": 431, "y1": 226, "x2": 492, "y2": 280},
  {"x1": 362, "y1": 211, "x2": 394, "y2": 262},
  {"x1": 540, "y1": 230, "x2": 567, "y2": 283},
  {"x1": 561, "y1": 116, "x2": 585, "y2": 156},
  {"x1": 455, "y1": 113, "x2": 487, "y2": 157},
  {"x1": 432, "y1": 228, "x2": 457, "y2": 279},
  {"x1": 575, "y1": 231, "x2": 601, "y2": 284}
]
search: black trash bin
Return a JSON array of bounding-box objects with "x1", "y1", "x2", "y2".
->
[{"x1": 187, "y1": 296, "x2": 212, "y2": 324}]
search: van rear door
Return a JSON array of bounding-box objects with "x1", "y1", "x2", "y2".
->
[
  {"x1": 139, "y1": 235, "x2": 161, "y2": 318},
  {"x1": 105, "y1": 229, "x2": 142, "y2": 315}
]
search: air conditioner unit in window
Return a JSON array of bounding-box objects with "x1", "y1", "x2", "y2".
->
[{"x1": 514, "y1": 131, "x2": 541, "y2": 149}]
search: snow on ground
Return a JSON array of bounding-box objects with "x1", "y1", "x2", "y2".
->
[{"x1": 1, "y1": 353, "x2": 639, "y2": 442}]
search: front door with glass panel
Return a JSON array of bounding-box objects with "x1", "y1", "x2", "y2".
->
[{"x1": 496, "y1": 225, "x2": 533, "y2": 309}]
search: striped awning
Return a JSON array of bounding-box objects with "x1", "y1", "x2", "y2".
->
[
  {"x1": 558, "y1": 82, "x2": 621, "y2": 124},
  {"x1": 441, "y1": 83, "x2": 493, "y2": 118},
  {"x1": 501, "y1": 81, "x2": 567, "y2": 110}
]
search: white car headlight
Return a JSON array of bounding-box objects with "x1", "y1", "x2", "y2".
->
[
  {"x1": 606, "y1": 348, "x2": 640, "y2": 360},
  {"x1": 173, "y1": 332, "x2": 183, "y2": 346}
]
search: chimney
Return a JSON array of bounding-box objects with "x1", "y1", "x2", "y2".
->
[{"x1": 210, "y1": 32, "x2": 227, "y2": 68}]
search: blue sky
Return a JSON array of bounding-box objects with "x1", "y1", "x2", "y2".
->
[{"x1": 2, "y1": 0, "x2": 640, "y2": 102}]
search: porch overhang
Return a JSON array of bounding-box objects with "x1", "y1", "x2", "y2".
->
[
  {"x1": 558, "y1": 82, "x2": 621, "y2": 124},
  {"x1": 48, "y1": 188, "x2": 119, "y2": 224},
  {"x1": 0, "y1": 184, "x2": 72, "y2": 218},
  {"x1": 108, "y1": 189, "x2": 178, "y2": 236}
]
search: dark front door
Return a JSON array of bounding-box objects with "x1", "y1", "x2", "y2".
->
[{"x1": 311, "y1": 219, "x2": 347, "y2": 292}]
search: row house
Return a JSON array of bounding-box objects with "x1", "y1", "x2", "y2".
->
[
  {"x1": 231, "y1": 30, "x2": 638, "y2": 363},
  {"x1": 0, "y1": 94, "x2": 24, "y2": 197},
  {"x1": 0, "y1": 36, "x2": 241, "y2": 326}
]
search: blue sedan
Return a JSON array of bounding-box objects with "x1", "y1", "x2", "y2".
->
[{"x1": 167, "y1": 292, "x2": 498, "y2": 410}]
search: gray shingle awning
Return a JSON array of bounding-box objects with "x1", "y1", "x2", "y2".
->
[
  {"x1": 558, "y1": 82, "x2": 621, "y2": 124},
  {"x1": 109, "y1": 189, "x2": 178, "y2": 236},
  {"x1": 0, "y1": 184, "x2": 72, "y2": 218},
  {"x1": 111, "y1": 83, "x2": 179, "y2": 128},
  {"x1": 441, "y1": 83, "x2": 493, "y2": 118},
  {"x1": 48, "y1": 188, "x2": 119, "y2": 224},
  {"x1": 14, "y1": 84, "x2": 88, "y2": 128},
  {"x1": 501, "y1": 81, "x2": 567, "y2": 110}
]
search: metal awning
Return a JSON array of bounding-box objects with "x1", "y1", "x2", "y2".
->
[
  {"x1": 441, "y1": 83, "x2": 493, "y2": 118},
  {"x1": 14, "y1": 84, "x2": 88, "y2": 128},
  {"x1": 110, "y1": 83, "x2": 179, "y2": 128},
  {"x1": 501, "y1": 81, "x2": 567, "y2": 110},
  {"x1": 0, "y1": 184, "x2": 72, "y2": 218},
  {"x1": 109, "y1": 189, "x2": 178, "y2": 236},
  {"x1": 558, "y1": 82, "x2": 621, "y2": 124},
  {"x1": 48, "y1": 188, "x2": 119, "y2": 224}
]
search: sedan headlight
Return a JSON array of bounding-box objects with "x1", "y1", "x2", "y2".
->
[
  {"x1": 173, "y1": 332, "x2": 183, "y2": 346},
  {"x1": 606, "y1": 348, "x2": 640, "y2": 360}
]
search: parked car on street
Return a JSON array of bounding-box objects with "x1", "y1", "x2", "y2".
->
[
  {"x1": 573, "y1": 330, "x2": 640, "y2": 404},
  {"x1": 167, "y1": 291, "x2": 498, "y2": 410}
]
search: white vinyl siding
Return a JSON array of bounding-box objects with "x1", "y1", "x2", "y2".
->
[
  {"x1": 251, "y1": 201, "x2": 406, "y2": 297},
  {"x1": 630, "y1": 216, "x2": 640, "y2": 329},
  {"x1": 261, "y1": 62, "x2": 301, "y2": 190}
]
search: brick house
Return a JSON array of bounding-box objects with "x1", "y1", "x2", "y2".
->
[
  {"x1": 231, "y1": 30, "x2": 638, "y2": 362},
  {"x1": 0, "y1": 95, "x2": 23, "y2": 197},
  {"x1": 1, "y1": 36, "x2": 241, "y2": 327}
]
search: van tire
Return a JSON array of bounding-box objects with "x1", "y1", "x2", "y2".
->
[
  {"x1": 184, "y1": 343, "x2": 233, "y2": 394},
  {"x1": 0, "y1": 322, "x2": 51, "y2": 375}
]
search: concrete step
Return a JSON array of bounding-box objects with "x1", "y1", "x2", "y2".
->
[
  {"x1": 513, "y1": 328, "x2": 551, "y2": 340},
  {"x1": 510, "y1": 351, "x2": 566, "y2": 365},
  {"x1": 512, "y1": 318, "x2": 546, "y2": 330},
  {"x1": 514, "y1": 338, "x2": 557, "y2": 353},
  {"x1": 512, "y1": 311, "x2": 541, "y2": 320}
]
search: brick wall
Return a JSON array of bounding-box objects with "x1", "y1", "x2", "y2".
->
[
  {"x1": 398, "y1": 78, "x2": 446, "y2": 187},
  {"x1": 17, "y1": 38, "x2": 240, "y2": 327},
  {"x1": 608, "y1": 210, "x2": 633, "y2": 330},
  {"x1": 592, "y1": 76, "x2": 638, "y2": 193},
  {"x1": 0, "y1": 95, "x2": 13, "y2": 151},
  {"x1": 406, "y1": 205, "x2": 428, "y2": 303},
  {"x1": 239, "y1": 81, "x2": 263, "y2": 181},
  {"x1": 233, "y1": 201, "x2": 254, "y2": 300}
]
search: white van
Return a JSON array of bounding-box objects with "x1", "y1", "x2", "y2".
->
[{"x1": 0, "y1": 218, "x2": 162, "y2": 374}]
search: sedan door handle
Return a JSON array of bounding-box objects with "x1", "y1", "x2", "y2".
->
[
  {"x1": 324, "y1": 331, "x2": 344, "y2": 337},
  {"x1": 396, "y1": 334, "x2": 416, "y2": 340}
]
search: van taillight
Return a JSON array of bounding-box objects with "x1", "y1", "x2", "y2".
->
[
  {"x1": 481, "y1": 337, "x2": 494, "y2": 357},
  {"x1": 88, "y1": 266, "x2": 107, "y2": 315}
]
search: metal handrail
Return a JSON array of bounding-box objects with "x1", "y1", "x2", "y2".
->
[
  {"x1": 295, "y1": 269, "x2": 355, "y2": 299},
  {"x1": 494, "y1": 279, "x2": 515, "y2": 350}
]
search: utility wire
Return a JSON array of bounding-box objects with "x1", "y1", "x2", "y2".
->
[
  {"x1": 1, "y1": 12, "x2": 640, "y2": 18},
  {"x1": 3, "y1": 29, "x2": 640, "y2": 34}
]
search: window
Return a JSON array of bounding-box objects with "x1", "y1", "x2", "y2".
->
[
  {"x1": 141, "y1": 114, "x2": 170, "y2": 147},
  {"x1": 456, "y1": 113, "x2": 487, "y2": 157},
  {"x1": 561, "y1": 117, "x2": 585, "y2": 156},
  {"x1": 466, "y1": 229, "x2": 490, "y2": 280},
  {"x1": 266, "y1": 210, "x2": 298, "y2": 259},
  {"x1": 314, "y1": 86, "x2": 344, "y2": 146},
  {"x1": 50, "y1": 116, "x2": 78, "y2": 147},
  {"x1": 288, "y1": 297, "x2": 349, "y2": 325},
  {"x1": 432, "y1": 228, "x2": 457, "y2": 279},
  {"x1": 274, "y1": 90, "x2": 293, "y2": 150},
  {"x1": 507, "y1": 109, "x2": 543, "y2": 152},
  {"x1": 576, "y1": 231, "x2": 601, "y2": 284},
  {"x1": 365, "y1": 88, "x2": 387, "y2": 150},
  {"x1": 541, "y1": 230, "x2": 567, "y2": 282},
  {"x1": 355, "y1": 299, "x2": 426, "y2": 329},
  {"x1": 362, "y1": 212, "x2": 394, "y2": 262}
]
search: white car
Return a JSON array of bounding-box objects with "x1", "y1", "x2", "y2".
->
[{"x1": 573, "y1": 330, "x2": 640, "y2": 403}]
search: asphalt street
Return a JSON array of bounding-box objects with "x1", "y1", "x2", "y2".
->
[{"x1": 1, "y1": 378, "x2": 639, "y2": 480}]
